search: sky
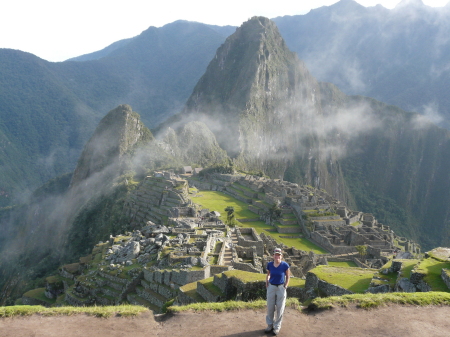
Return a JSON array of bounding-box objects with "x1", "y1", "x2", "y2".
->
[{"x1": 1, "y1": 0, "x2": 449, "y2": 62}]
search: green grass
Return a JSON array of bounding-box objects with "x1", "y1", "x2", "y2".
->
[
  {"x1": 45, "y1": 275, "x2": 63, "y2": 284},
  {"x1": 223, "y1": 270, "x2": 266, "y2": 282},
  {"x1": 167, "y1": 298, "x2": 301, "y2": 313},
  {"x1": 311, "y1": 265, "x2": 377, "y2": 293},
  {"x1": 414, "y1": 257, "x2": 450, "y2": 291},
  {"x1": 179, "y1": 282, "x2": 206, "y2": 303},
  {"x1": 193, "y1": 190, "x2": 327, "y2": 254},
  {"x1": 22, "y1": 288, "x2": 56, "y2": 304},
  {"x1": 232, "y1": 182, "x2": 255, "y2": 193},
  {"x1": 179, "y1": 281, "x2": 198, "y2": 293},
  {"x1": 310, "y1": 292, "x2": 450, "y2": 310},
  {"x1": 208, "y1": 254, "x2": 219, "y2": 265},
  {"x1": 0, "y1": 305, "x2": 149, "y2": 318},
  {"x1": 268, "y1": 232, "x2": 327, "y2": 254},
  {"x1": 328, "y1": 261, "x2": 358, "y2": 268},
  {"x1": 199, "y1": 277, "x2": 224, "y2": 297},
  {"x1": 397, "y1": 259, "x2": 419, "y2": 279},
  {"x1": 289, "y1": 277, "x2": 306, "y2": 287},
  {"x1": 193, "y1": 190, "x2": 258, "y2": 222}
]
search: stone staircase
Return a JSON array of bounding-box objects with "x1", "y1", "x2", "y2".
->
[{"x1": 223, "y1": 232, "x2": 238, "y2": 266}]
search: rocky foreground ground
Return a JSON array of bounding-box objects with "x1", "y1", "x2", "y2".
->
[{"x1": 1, "y1": 305, "x2": 450, "y2": 337}]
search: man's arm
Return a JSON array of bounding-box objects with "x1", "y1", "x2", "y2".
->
[{"x1": 266, "y1": 269, "x2": 271, "y2": 288}]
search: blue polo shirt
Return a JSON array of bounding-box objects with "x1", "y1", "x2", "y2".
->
[{"x1": 267, "y1": 261, "x2": 290, "y2": 285}]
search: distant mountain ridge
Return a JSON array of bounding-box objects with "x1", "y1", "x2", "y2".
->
[
  {"x1": 3, "y1": 1, "x2": 450, "y2": 206},
  {"x1": 273, "y1": 0, "x2": 450, "y2": 127},
  {"x1": 0, "y1": 21, "x2": 231, "y2": 205}
]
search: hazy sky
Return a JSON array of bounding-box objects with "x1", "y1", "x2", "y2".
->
[{"x1": 1, "y1": 0, "x2": 448, "y2": 62}]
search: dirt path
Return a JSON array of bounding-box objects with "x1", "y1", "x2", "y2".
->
[{"x1": 1, "y1": 305, "x2": 450, "y2": 337}]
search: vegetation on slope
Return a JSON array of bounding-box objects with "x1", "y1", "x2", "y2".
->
[{"x1": 0, "y1": 304, "x2": 148, "y2": 318}]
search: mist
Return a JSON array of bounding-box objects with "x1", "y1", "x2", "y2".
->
[{"x1": 274, "y1": 1, "x2": 450, "y2": 129}]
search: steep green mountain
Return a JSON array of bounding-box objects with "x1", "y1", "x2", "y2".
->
[
  {"x1": 70, "y1": 104, "x2": 153, "y2": 187},
  {"x1": 177, "y1": 17, "x2": 348, "y2": 201},
  {"x1": 0, "y1": 49, "x2": 93, "y2": 206},
  {"x1": 0, "y1": 21, "x2": 230, "y2": 206},
  {"x1": 273, "y1": 0, "x2": 450, "y2": 128},
  {"x1": 0, "y1": 104, "x2": 228, "y2": 304},
  {"x1": 318, "y1": 83, "x2": 450, "y2": 248},
  {"x1": 172, "y1": 16, "x2": 450, "y2": 250}
]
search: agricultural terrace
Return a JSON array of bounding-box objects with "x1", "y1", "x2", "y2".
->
[
  {"x1": 311, "y1": 265, "x2": 377, "y2": 293},
  {"x1": 192, "y1": 190, "x2": 327, "y2": 254},
  {"x1": 414, "y1": 257, "x2": 450, "y2": 291}
]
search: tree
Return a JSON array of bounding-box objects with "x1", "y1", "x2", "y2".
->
[
  {"x1": 224, "y1": 206, "x2": 235, "y2": 226},
  {"x1": 355, "y1": 245, "x2": 367, "y2": 259},
  {"x1": 265, "y1": 202, "x2": 282, "y2": 226}
]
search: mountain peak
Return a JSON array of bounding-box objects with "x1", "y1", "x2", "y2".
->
[
  {"x1": 333, "y1": 0, "x2": 364, "y2": 9},
  {"x1": 70, "y1": 104, "x2": 152, "y2": 187},
  {"x1": 182, "y1": 17, "x2": 321, "y2": 176}
]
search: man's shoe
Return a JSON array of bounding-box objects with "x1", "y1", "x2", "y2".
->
[
  {"x1": 273, "y1": 328, "x2": 280, "y2": 335},
  {"x1": 264, "y1": 325, "x2": 273, "y2": 333}
]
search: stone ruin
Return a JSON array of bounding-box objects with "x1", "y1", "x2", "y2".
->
[{"x1": 23, "y1": 170, "x2": 425, "y2": 309}]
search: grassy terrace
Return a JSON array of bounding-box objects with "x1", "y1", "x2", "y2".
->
[
  {"x1": 232, "y1": 182, "x2": 255, "y2": 193},
  {"x1": 382, "y1": 259, "x2": 419, "y2": 280},
  {"x1": 311, "y1": 265, "x2": 377, "y2": 293},
  {"x1": 328, "y1": 261, "x2": 358, "y2": 268},
  {"x1": 6, "y1": 292, "x2": 450, "y2": 317},
  {"x1": 192, "y1": 190, "x2": 257, "y2": 220},
  {"x1": 0, "y1": 305, "x2": 149, "y2": 318},
  {"x1": 168, "y1": 291, "x2": 450, "y2": 313},
  {"x1": 22, "y1": 288, "x2": 56, "y2": 305},
  {"x1": 414, "y1": 257, "x2": 450, "y2": 291},
  {"x1": 310, "y1": 292, "x2": 450, "y2": 310},
  {"x1": 193, "y1": 190, "x2": 327, "y2": 254},
  {"x1": 199, "y1": 277, "x2": 224, "y2": 297}
]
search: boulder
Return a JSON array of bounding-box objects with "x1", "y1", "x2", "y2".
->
[
  {"x1": 396, "y1": 278, "x2": 416, "y2": 292},
  {"x1": 366, "y1": 284, "x2": 390, "y2": 294}
]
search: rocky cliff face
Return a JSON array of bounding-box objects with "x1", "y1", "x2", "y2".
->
[
  {"x1": 70, "y1": 104, "x2": 153, "y2": 187},
  {"x1": 160, "y1": 121, "x2": 229, "y2": 168},
  {"x1": 182, "y1": 17, "x2": 348, "y2": 200},
  {"x1": 319, "y1": 81, "x2": 450, "y2": 248}
]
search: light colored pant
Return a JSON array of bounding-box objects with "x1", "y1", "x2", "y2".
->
[{"x1": 266, "y1": 284, "x2": 287, "y2": 330}]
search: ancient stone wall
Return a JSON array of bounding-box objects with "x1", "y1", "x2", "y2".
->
[
  {"x1": 275, "y1": 226, "x2": 301, "y2": 234},
  {"x1": 232, "y1": 261, "x2": 261, "y2": 273},
  {"x1": 236, "y1": 227, "x2": 264, "y2": 256},
  {"x1": 196, "y1": 282, "x2": 224, "y2": 302},
  {"x1": 143, "y1": 267, "x2": 210, "y2": 287},
  {"x1": 313, "y1": 219, "x2": 346, "y2": 227},
  {"x1": 210, "y1": 265, "x2": 231, "y2": 275},
  {"x1": 305, "y1": 272, "x2": 319, "y2": 291},
  {"x1": 318, "y1": 280, "x2": 353, "y2": 296},
  {"x1": 202, "y1": 235, "x2": 215, "y2": 259},
  {"x1": 223, "y1": 189, "x2": 252, "y2": 203},
  {"x1": 175, "y1": 289, "x2": 198, "y2": 306}
]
